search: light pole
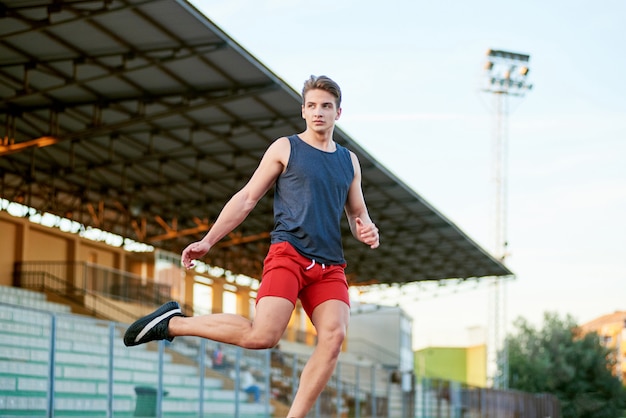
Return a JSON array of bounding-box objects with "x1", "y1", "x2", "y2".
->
[{"x1": 482, "y1": 49, "x2": 532, "y2": 389}]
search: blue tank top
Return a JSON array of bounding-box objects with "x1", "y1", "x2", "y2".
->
[{"x1": 270, "y1": 134, "x2": 354, "y2": 265}]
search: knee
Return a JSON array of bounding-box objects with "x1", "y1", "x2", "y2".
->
[
  {"x1": 241, "y1": 330, "x2": 281, "y2": 350},
  {"x1": 318, "y1": 326, "x2": 346, "y2": 356}
]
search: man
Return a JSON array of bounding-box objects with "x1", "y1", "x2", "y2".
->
[
  {"x1": 239, "y1": 366, "x2": 261, "y2": 403},
  {"x1": 124, "y1": 75, "x2": 380, "y2": 417}
]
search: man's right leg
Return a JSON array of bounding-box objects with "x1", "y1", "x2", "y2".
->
[
  {"x1": 166, "y1": 242, "x2": 300, "y2": 349},
  {"x1": 167, "y1": 296, "x2": 293, "y2": 349},
  {"x1": 124, "y1": 296, "x2": 293, "y2": 349}
]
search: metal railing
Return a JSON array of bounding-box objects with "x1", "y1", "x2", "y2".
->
[
  {"x1": 14, "y1": 268, "x2": 140, "y2": 324},
  {"x1": 14, "y1": 260, "x2": 172, "y2": 307}
]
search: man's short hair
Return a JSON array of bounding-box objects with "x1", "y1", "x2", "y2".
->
[{"x1": 302, "y1": 75, "x2": 342, "y2": 108}]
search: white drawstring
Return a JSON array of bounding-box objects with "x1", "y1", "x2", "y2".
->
[{"x1": 305, "y1": 259, "x2": 326, "y2": 270}]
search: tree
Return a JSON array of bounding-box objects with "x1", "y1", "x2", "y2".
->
[{"x1": 507, "y1": 312, "x2": 626, "y2": 418}]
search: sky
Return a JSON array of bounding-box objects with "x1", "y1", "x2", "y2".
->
[{"x1": 190, "y1": 0, "x2": 626, "y2": 349}]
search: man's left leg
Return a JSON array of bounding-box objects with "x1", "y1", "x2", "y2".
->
[{"x1": 286, "y1": 299, "x2": 349, "y2": 418}]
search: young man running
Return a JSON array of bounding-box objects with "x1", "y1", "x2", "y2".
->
[{"x1": 124, "y1": 75, "x2": 380, "y2": 418}]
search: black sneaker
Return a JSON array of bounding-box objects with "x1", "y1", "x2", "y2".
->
[{"x1": 124, "y1": 301, "x2": 184, "y2": 347}]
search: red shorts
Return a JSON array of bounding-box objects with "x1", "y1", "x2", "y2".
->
[{"x1": 256, "y1": 241, "x2": 350, "y2": 319}]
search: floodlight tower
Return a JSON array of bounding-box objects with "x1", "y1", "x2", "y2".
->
[{"x1": 481, "y1": 49, "x2": 532, "y2": 389}]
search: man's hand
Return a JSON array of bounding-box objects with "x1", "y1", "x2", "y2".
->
[
  {"x1": 356, "y1": 217, "x2": 379, "y2": 249},
  {"x1": 181, "y1": 240, "x2": 211, "y2": 269}
]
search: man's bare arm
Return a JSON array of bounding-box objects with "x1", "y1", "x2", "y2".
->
[
  {"x1": 182, "y1": 137, "x2": 290, "y2": 267},
  {"x1": 344, "y1": 152, "x2": 379, "y2": 249}
]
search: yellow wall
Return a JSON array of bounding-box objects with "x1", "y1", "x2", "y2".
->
[
  {"x1": 79, "y1": 242, "x2": 118, "y2": 269},
  {"x1": 27, "y1": 228, "x2": 69, "y2": 261},
  {"x1": 466, "y1": 345, "x2": 487, "y2": 387},
  {"x1": 0, "y1": 217, "x2": 18, "y2": 286},
  {"x1": 1, "y1": 211, "x2": 127, "y2": 272}
]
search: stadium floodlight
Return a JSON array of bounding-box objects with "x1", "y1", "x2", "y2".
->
[
  {"x1": 483, "y1": 49, "x2": 533, "y2": 97},
  {"x1": 481, "y1": 48, "x2": 533, "y2": 392}
]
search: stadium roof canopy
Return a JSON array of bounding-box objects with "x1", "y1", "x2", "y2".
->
[{"x1": 0, "y1": 0, "x2": 513, "y2": 285}]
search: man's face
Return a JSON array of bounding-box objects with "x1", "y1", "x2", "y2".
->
[{"x1": 301, "y1": 89, "x2": 341, "y2": 133}]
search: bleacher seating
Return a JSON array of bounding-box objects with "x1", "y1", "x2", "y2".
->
[
  {"x1": 0, "y1": 285, "x2": 271, "y2": 417},
  {"x1": 0, "y1": 285, "x2": 71, "y2": 313}
]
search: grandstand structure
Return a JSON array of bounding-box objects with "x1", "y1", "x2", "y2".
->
[
  {"x1": 0, "y1": 0, "x2": 520, "y2": 417},
  {"x1": 0, "y1": 0, "x2": 510, "y2": 285}
]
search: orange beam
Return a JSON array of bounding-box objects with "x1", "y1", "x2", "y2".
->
[
  {"x1": 214, "y1": 232, "x2": 271, "y2": 248},
  {"x1": 0, "y1": 136, "x2": 59, "y2": 156},
  {"x1": 148, "y1": 217, "x2": 212, "y2": 242}
]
